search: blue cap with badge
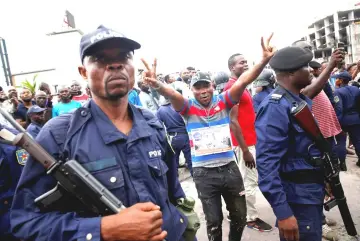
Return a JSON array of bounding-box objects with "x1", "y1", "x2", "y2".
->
[
  {"x1": 79, "y1": 25, "x2": 141, "y2": 62},
  {"x1": 27, "y1": 105, "x2": 46, "y2": 115}
]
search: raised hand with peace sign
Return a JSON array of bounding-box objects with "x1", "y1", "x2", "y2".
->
[
  {"x1": 140, "y1": 58, "x2": 186, "y2": 111},
  {"x1": 141, "y1": 58, "x2": 160, "y2": 88},
  {"x1": 261, "y1": 33, "x2": 276, "y2": 60}
]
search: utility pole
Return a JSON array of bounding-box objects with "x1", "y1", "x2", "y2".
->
[{"x1": 0, "y1": 37, "x2": 13, "y2": 86}]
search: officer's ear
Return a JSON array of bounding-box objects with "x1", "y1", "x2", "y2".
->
[{"x1": 78, "y1": 65, "x2": 88, "y2": 80}]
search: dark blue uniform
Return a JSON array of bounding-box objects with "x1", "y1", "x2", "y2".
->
[
  {"x1": 10, "y1": 100, "x2": 188, "y2": 241},
  {"x1": 252, "y1": 86, "x2": 274, "y2": 112},
  {"x1": 256, "y1": 88, "x2": 325, "y2": 241},
  {"x1": 26, "y1": 123, "x2": 42, "y2": 139},
  {"x1": 335, "y1": 85, "x2": 360, "y2": 159},
  {"x1": 156, "y1": 103, "x2": 192, "y2": 175},
  {"x1": 0, "y1": 126, "x2": 27, "y2": 241}
]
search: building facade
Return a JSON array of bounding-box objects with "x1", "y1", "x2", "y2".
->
[{"x1": 306, "y1": 7, "x2": 360, "y2": 64}]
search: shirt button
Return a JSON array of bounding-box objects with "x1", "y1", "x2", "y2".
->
[
  {"x1": 180, "y1": 218, "x2": 184, "y2": 223},
  {"x1": 306, "y1": 226, "x2": 310, "y2": 230},
  {"x1": 86, "y1": 233, "x2": 92, "y2": 240},
  {"x1": 110, "y1": 177, "x2": 117, "y2": 183},
  {"x1": 80, "y1": 110, "x2": 87, "y2": 117},
  {"x1": 4, "y1": 200, "x2": 8, "y2": 205}
]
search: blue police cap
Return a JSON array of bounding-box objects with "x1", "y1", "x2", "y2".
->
[
  {"x1": 334, "y1": 71, "x2": 352, "y2": 82},
  {"x1": 269, "y1": 46, "x2": 313, "y2": 72},
  {"x1": 27, "y1": 105, "x2": 46, "y2": 114},
  {"x1": 80, "y1": 25, "x2": 141, "y2": 62}
]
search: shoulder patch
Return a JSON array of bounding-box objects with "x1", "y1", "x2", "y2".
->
[
  {"x1": 270, "y1": 93, "x2": 284, "y2": 100},
  {"x1": 16, "y1": 149, "x2": 29, "y2": 165},
  {"x1": 334, "y1": 96, "x2": 340, "y2": 103}
]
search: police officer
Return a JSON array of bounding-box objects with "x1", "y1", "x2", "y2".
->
[
  {"x1": 334, "y1": 71, "x2": 360, "y2": 167},
  {"x1": 213, "y1": 71, "x2": 230, "y2": 94},
  {"x1": 256, "y1": 46, "x2": 326, "y2": 241},
  {"x1": 252, "y1": 69, "x2": 276, "y2": 112},
  {"x1": 0, "y1": 124, "x2": 28, "y2": 241},
  {"x1": 156, "y1": 95, "x2": 193, "y2": 175},
  {"x1": 11, "y1": 25, "x2": 190, "y2": 241}
]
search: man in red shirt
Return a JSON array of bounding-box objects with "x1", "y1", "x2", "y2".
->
[
  {"x1": 225, "y1": 53, "x2": 273, "y2": 232},
  {"x1": 70, "y1": 80, "x2": 89, "y2": 104}
]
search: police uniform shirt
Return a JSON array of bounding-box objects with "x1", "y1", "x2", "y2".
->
[{"x1": 10, "y1": 100, "x2": 188, "y2": 241}]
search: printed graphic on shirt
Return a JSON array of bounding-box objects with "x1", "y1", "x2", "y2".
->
[
  {"x1": 16, "y1": 149, "x2": 29, "y2": 165},
  {"x1": 191, "y1": 124, "x2": 232, "y2": 156}
]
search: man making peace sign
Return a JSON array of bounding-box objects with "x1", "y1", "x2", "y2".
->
[{"x1": 142, "y1": 34, "x2": 276, "y2": 241}]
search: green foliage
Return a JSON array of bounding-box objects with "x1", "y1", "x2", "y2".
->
[{"x1": 17, "y1": 74, "x2": 38, "y2": 94}]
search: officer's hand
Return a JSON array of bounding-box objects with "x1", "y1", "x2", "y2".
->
[
  {"x1": 328, "y1": 49, "x2": 344, "y2": 69},
  {"x1": 243, "y1": 150, "x2": 256, "y2": 169},
  {"x1": 278, "y1": 215, "x2": 299, "y2": 241},
  {"x1": 100, "y1": 202, "x2": 167, "y2": 241},
  {"x1": 324, "y1": 182, "x2": 334, "y2": 201},
  {"x1": 261, "y1": 33, "x2": 276, "y2": 60}
]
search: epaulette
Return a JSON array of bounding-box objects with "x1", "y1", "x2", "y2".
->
[{"x1": 270, "y1": 92, "x2": 284, "y2": 102}]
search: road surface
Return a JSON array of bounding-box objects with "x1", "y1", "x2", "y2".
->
[{"x1": 180, "y1": 154, "x2": 360, "y2": 241}]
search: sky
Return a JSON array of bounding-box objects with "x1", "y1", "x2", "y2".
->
[{"x1": 0, "y1": 0, "x2": 359, "y2": 86}]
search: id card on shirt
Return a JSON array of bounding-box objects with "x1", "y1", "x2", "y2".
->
[{"x1": 191, "y1": 124, "x2": 232, "y2": 156}]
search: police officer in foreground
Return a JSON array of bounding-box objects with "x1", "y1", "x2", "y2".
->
[
  {"x1": 11, "y1": 25, "x2": 189, "y2": 241},
  {"x1": 256, "y1": 47, "x2": 327, "y2": 241},
  {"x1": 0, "y1": 123, "x2": 28, "y2": 241},
  {"x1": 252, "y1": 69, "x2": 276, "y2": 112}
]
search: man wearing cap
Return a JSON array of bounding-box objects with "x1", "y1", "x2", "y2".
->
[
  {"x1": 252, "y1": 69, "x2": 276, "y2": 113},
  {"x1": 11, "y1": 25, "x2": 186, "y2": 241},
  {"x1": 334, "y1": 71, "x2": 360, "y2": 168},
  {"x1": 255, "y1": 46, "x2": 340, "y2": 241},
  {"x1": 293, "y1": 42, "x2": 345, "y2": 240},
  {"x1": 142, "y1": 34, "x2": 275, "y2": 241},
  {"x1": 26, "y1": 105, "x2": 46, "y2": 139}
]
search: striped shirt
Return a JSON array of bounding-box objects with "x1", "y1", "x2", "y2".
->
[
  {"x1": 179, "y1": 91, "x2": 237, "y2": 167},
  {"x1": 312, "y1": 90, "x2": 342, "y2": 138}
]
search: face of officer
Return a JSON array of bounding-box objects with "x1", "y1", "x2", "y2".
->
[
  {"x1": 192, "y1": 81, "x2": 213, "y2": 107},
  {"x1": 276, "y1": 65, "x2": 311, "y2": 91},
  {"x1": 79, "y1": 45, "x2": 135, "y2": 101},
  {"x1": 291, "y1": 65, "x2": 312, "y2": 89},
  {"x1": 310, "y1": 67, "x2": 321, "y2": 78},
  {"x1": 29, "y1": 111, "x2": 45, "y2": 124}
]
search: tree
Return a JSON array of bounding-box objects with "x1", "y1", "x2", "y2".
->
[{"x1": 18, "y1": 74, "x2": 38, "y2": 95}]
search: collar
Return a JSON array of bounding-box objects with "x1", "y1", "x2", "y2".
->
[
  {"x1": 284, "y1": 88, "x2": 312, "y2": 108},
  {"x1": 89, "y1": 100, "x2": 153, "y2": 145}
]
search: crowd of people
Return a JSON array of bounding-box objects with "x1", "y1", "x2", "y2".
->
[{"x1": 0, "y1": 24, "x2": 360, "y2": 241}]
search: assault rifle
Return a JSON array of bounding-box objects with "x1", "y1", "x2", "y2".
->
[
  {"x1": 291, "y1": 101, "x2": 358, "y2": 237},
  {"x1": 0, "y1": 107, "x2": 125, "y2": 215}
]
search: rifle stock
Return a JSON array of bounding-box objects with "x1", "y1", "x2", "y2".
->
[{"x1": 291, "y1": 101, "x2": 357, "y2": 237}]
